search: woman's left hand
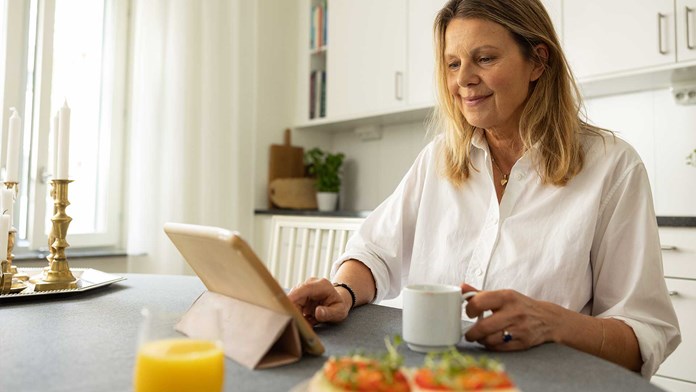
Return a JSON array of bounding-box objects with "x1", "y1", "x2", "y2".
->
[{"x1": 462, "y1": 285, "x2": 566, "y2": 351}]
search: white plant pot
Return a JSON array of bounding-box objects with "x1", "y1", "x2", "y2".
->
[{"x1": 316, "y1": 192, "x2": 338, "y2": 212}]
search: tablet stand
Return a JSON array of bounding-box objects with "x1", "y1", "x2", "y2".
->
[{"x1": 176, "y1": 291, "x2": 302, "y2": 369}]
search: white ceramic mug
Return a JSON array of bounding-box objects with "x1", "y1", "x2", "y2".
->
[{"x1": 402, "y1": 284, "x2": 476, "y2": 353}]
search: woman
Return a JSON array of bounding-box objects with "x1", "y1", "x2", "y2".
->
[{"x1": 288, "y1": 0, "x2": 680, "y2": 377}]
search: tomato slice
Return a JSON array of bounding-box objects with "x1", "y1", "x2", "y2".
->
[
  {"x1": 323, "y1": 357, "x2": 410, "y2": 392},
  {"x1": 414, "y1": 367, "x2": 514, "y2": 391}
]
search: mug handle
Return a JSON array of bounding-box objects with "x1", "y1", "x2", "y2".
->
[
  {"x1": 460, "y1": 291, "x2": 492, "y2": 323},
  {"x1": 461, "y1": 291, "x2": 477, "y2": 302}
]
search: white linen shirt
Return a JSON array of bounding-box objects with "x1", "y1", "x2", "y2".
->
[{"x1": 333, "y1": 130, "x2": 680, "y2": 377}]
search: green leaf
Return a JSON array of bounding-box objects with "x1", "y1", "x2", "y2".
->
[{"x1": 304, "y1": 147, "x2": 345, "y2": 192}]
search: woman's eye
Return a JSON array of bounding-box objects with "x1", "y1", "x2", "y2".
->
[
  {"x1": 447, "y1": 62, "x2": 460, "y2": 70},
  {"x1": 478, "y1": 56, "x2": 494, "y2": 64}
]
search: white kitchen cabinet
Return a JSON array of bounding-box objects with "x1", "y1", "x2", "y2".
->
[
  {"x1": 655, "y1": 227, "x2": 696, "y2": 389},
  {"x1": 653, "y1": 375, "x2": 696, "y2": 392},
  {"x1": 656, "y1": 277, "x2": 696, "y2": 386},
  {"x1": 326, "y1": 0, "x2": 407, "y2": 118},
  {"x1": 677, "y1": 0, "x2": 696, "y2": 62},
  {"x1": 564, "y1": 0, "x2": 676, "y2": 79},
  {"x1": 407, "y1": 0, "x2": 445, "y2": 107},
  {"x1": 660, "y1": 227, "x2": 696, "y2": 280}
]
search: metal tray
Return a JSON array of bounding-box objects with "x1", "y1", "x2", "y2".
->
[{"x1": 0, "y1": 268, "x2": 126, "y2": 300}]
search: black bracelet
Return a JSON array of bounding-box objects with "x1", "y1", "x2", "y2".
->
[{"x1": 333, "y1": 282, "x2": 356, "y2": 310}]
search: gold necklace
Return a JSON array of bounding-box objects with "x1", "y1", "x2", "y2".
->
[{"x1": 491, "y1": 158, "x2": 509, "y2": 187}]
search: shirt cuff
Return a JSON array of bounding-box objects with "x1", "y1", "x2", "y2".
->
[
  {"x1": 609, "y1": 315, "x2": 680, "y2": 378},
  {"x1": 330, "y1": 251, "x2": 392, "y2": 304}
]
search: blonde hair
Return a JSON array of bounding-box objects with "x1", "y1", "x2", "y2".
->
[{"x1": 432, "y1": 0, "x2": 602, "y2": 186}]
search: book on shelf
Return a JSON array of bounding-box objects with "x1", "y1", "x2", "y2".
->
[
  {"x1": 309, "y1": 70, "x2": 316, "y2": 119},
  {"x1": 319, "y1": 71, "x2": 326, "y2": 118},
  {"x1": 308, "y1": 70, "x2": 326, "y2": 119},
  {"x1": 310, "y1": 1, "x2": 327, "y2": 51},
  {"x1": 322, "y1": 1, "x2": 327, "y2": 48}
]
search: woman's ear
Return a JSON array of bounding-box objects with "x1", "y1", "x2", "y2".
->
[{"x1": 530, "y1": 43, "x2": 549, "y2": 82}]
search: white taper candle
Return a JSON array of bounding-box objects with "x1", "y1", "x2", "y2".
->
[
  {"x1": 5, "y1": 108, "x2": 21, "y2": 182},
  {"x1": 0, "y1": 188, "x2": 12, "y2": 219},
  {"x1": 0, "y1": 215, "x2": 9, "y2": 261},
  {"x1": 52, "y1": 111, "x2": 59, "y2": 178},
  {"x1": 56, "y1": 100, "x2": 71, "y2": 180}
]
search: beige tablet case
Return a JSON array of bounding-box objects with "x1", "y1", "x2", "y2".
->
[{"x1": 163, "y1": 222, "x2": 325, "y2": 364}]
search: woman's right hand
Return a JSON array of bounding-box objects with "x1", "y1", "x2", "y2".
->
[{"x1": 288, "y1": 277, "x2": 351, "y2": 326}]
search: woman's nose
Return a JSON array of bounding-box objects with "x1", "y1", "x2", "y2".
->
[{"x1": 457, "y1": 62, "x2": 479, "y2": 87}]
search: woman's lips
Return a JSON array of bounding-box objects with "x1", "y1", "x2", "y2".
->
[{"x1": 462, "y1": 93, "x2": 492, "y2": 106}]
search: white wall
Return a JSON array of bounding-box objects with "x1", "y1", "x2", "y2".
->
[
  {"x1": 252, "y1": 0, "x2": 332, "y2": 216},
  {"x1": 333, "y1": 121, "x2": 431, "y2": 211}
]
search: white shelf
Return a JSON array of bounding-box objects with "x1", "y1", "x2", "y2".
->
[
  {"x1": 295, "y1": 103, "x2": 435, "y2": 133},
  {"x1": 579, "y1": 62, "x2": 696, "y2": 98}
]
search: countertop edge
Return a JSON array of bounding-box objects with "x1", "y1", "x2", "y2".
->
[{"x1": 656, "y1": 216, "x2": 696, "y2": 227}]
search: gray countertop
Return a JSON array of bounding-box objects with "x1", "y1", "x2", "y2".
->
[{"x1": 1, "y1": 273, "x2": 662, "y2": 392}]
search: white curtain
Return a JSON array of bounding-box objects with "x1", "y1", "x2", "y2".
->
[{"x1": 126, "y1": 0, "x2": 251, "y2": 274}]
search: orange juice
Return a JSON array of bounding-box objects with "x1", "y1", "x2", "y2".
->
[{"x1": 134, "y1": 338, "x2": 224, "y2": 392}]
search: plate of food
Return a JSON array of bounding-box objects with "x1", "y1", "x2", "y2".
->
[
  {"x1": 293, "y1": 337, "x2": 517, "y2": 392},
  {"x1": 410, "y1": 349, "x2": 517, "y2": 391}
]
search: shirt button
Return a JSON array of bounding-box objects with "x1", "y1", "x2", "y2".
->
[
  {"x1": 475, "y1": 267, "x2": 483, "y2": 276},
  {"x1": 516, "y1": 172, "x2": 525, "y2": 180}
]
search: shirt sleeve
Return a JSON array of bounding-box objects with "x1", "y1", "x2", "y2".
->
[
  {"x1": 330, "y1": 142, "x2": 434, "y2": 303},
  {"x1": 590, "y1": 160, "x2": 681, "y2": 378}
]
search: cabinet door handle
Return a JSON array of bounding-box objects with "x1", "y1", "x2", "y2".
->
[
  {"x1": 660, "y1": 245, "x2": 678, "y2": 251},
  {"x1": 668, "y1": 290, "x2": 679, "y2": 297},
  {"x1": 687, "y1": 7, "x2": 695, "y2": 50},
  {"x1": 658, "y1": 13, "x2": 668, "y2": 55},
  {"x1": 395, "y1": 71, "x2": 403, "y2": 101}
]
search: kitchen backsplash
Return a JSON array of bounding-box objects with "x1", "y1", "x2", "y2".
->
[{"x1": 335, "y1": 88, "x2": 696, "y2": 217}]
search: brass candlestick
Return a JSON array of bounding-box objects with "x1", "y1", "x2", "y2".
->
[
  {"x1": 1, "y1": 182, "x2": 28, "y2": 294},
  {"x1": 33, "y1": 179, "x2": 77, "y2": 291},
  {"x1": 0, "y1": 261, "x2": 11, "y2": 293},
  {"x1": 46, "y1": 180, "x2": 57, "y2": 267},
  {"x1": 30, "y1": 181, "x2": 58, "y2": 284}
]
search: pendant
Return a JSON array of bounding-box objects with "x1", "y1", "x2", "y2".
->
[{"x1": 500, "y1": 177, "x2": 508, "y2": 187}]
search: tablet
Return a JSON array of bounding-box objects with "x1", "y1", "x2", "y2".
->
[{"x1": 163, "y1": 222, "x2": 324, "y2": 356}]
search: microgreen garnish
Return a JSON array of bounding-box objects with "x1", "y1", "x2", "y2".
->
[
  {"x1": 424, "y1": 347, "x2": 506, "y2": 388},
  {"x1": 323, "y1": 335, "x2": 406, "y2": 387}
]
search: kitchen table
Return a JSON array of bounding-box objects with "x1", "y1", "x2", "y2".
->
[{"x1": 1, "y1": 273, "x2": 662, "y2": 391}]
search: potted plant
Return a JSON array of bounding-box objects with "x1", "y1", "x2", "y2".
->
[{"x1": 305, "y1": 147, "x2": 345, "y2": 211}]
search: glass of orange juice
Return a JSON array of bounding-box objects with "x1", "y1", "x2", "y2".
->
[{"x1": 133, "y1": 308, "x2": 224, "y2": 392}]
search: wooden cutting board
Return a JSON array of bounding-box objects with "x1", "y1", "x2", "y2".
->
[
  {"x1": 268, "y1": 129, "x2": 305, "y2": 208},
  {"x1": 269, "y1": 178, "x2": 317, "y2": 209}
]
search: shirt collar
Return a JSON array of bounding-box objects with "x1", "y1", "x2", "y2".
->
[
  {"x1": 470, "y1": 127, "x2": 541, "y2": 161},
  {"x1": 470, "y1": 128, "x2": 488, "y2": 152}
]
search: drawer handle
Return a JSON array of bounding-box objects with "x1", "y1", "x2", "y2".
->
[
  {"x1": 660, "y1": 245, "x2": 678, "y2": 251},
  {"x1": 394, "y1": 71, "x2": 403, "y2": 101},
  {"x1": 658, "y1": 13, "x2": 668, "y2": 55},
  {"x1": 668, "y1": 290, "x2": 679, "y2": 297},
  {"x1": 687, "y1": 7, "x2": 695, "y2": 50}
]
